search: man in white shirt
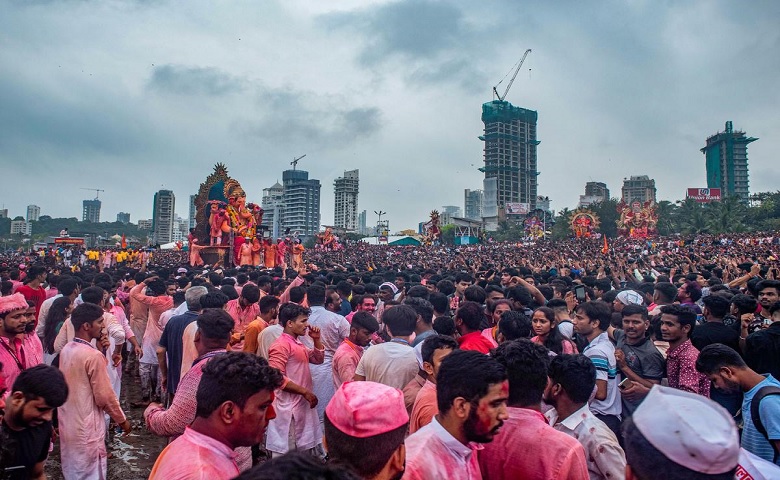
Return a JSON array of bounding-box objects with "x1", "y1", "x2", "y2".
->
[
  {"x1": 545, "y1": 354, "x2": 626, "y2": 480},
  {"x1": 354, "y1": 305, "x2": 418, "y2": 389}
]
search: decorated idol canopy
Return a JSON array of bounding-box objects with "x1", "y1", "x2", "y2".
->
[
  {"x1": 616, "y1": 200, "x2": 658, "y2": 238},
  {"x1": 193, "y1": 163, "x2": 264, "y2": 265},
  {"x1": 569, "y1": 209, "x2": 600, "y2": 238}
]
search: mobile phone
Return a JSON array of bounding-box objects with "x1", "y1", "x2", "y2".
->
[
  {"x1": 618, "y1": 378, "x2": 631, "y2": 390},
  {"x1": 574, "y1": 284, "x2": 586, "y2": 302}
]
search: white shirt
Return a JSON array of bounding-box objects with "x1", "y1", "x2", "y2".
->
[
  {"x1": 257, "y1": 325, "x2": 283, "y2": 359},
  {"x1": 355, "y1": 340, "x2": 418, "y2": 389},
  {"x1": 546, "y1": 405, "x2": 626, "y2": 480}
]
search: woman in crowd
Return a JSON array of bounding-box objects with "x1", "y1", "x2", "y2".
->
[
  {"x1": 42, "y1": 296, "x2": 72, "y2": 364},
  {"x1": 531, "y1": 306, "x2": 577, "y2": 355}
]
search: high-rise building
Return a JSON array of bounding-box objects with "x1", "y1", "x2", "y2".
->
[
  {"x1": 357, "y1": 210, "x2": 368, "y2": 236},
  {"x1": 172, "y1": 215, "x2": 187, "y2": 242},
  {"x1": 282, "y1": 169, "x2": 321, "y2": 237},
  {"x1": 261, "y1": 181, "x2": 285, "y2": 239},
  {"x1": 579, "y1": 182, "x2": 610, "y2": 207},
  {"x1": 116, "y1": 212, "x2": 131, "y2": 224},
  {"x1": 189, "y1": 195, "x2": 197, "y2": 229},
  {"x1": 701, "y1": 121, "x2": 758, "y2": 203},
  {"x1": 10, "y1": 219, "x2": 31, "y2": 236},
  {"x1": 137, "y1": 219, "x2": 153, "y2": 230},
  {"x1": 152, "y1": 190, "x2": 175, "y2": 244},
  {"x1": 585, "y1": 182, "x2": 610, "y2": 199},
  {"x1": 26, "y1": 205, "x2": 40, "y2": 222},
  {"x1": 464, "y1": 189, "x2": 484, "y2": 220},
  {"x1": 334, "y1": 169, "x2": 359, "y2": 232},
  {"x1": 0, "y1": 209, "x2": 7, "y2": 219},
  {"x1": 442, "y1": 205, "x2": 462, "y2": 218},
  {"x1": 480, "y1": 100, "x2": 539, "y2": 210},
  {"x1": 82, "y1": 199, "x2": 101, "y2": 223},
  {"x1": 621, "y1": 176, "x2": 657, "y2": 204}
]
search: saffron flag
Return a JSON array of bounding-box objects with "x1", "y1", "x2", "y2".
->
[
  {"x1": 121, "y1": 234, "x2": 127, "y2": 249},
  {"x1": 601, "y1": 235, "x2": 609, "y2": 255}
]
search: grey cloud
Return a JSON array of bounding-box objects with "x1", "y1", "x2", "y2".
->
[
  {"x1": 148, "y1": 65, "x2": 246, "y2": 96},
  {"x1": 235, "y1": 87, "x2": 382, "y2": 148},
  {"x1": 407, "y1": 59, "x2": 488, "y2": 94},
  {"x1": 0, "y1": 71, "x2": 157, "y2": 160},
  {"x1": 319, "y1": 0, "x2": 485, "y2": 91}
]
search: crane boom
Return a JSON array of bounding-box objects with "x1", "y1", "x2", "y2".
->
[
  {"x1": 290, "y1": 154, "x2": 307, "y2": 170},
  {"x1": 494, "y1": 49, "x2": 531, "y2": 102},
  {"x1": 80, "y1": 187, "x2": 105, "y2": 200}
]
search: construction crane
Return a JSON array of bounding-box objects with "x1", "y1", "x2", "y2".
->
[
  {"x1": 492, "y1": 49, "x2": 532, "y2": 102},
  {"x1": 80, "y1": 188, "x2": 105, "y2": 200},
  {"x1": 290, "y1": 154, "x2": 307, "y2": 170}
]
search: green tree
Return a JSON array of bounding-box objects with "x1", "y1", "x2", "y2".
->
[
  {"x1": 675, "y1": 198, "x2": 709, "y2": 234},
  {"x1": 551, "y1": 208, "x2": 571, "y2": 240},
  {"x1": 707, "y1": 196, "x2": 746, "y2": 233},
  {"x1": 655, "y1": 200, "x2": 677, "y2": 235},
  {"x1": 440, "y1": 224, "x2": 456, "y2": 244},
  {"x1": 589, "y1": 199, "x2": 619, "y2": 238}
]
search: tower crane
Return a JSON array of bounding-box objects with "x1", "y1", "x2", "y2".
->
[
  {"x1": 492, "y1": 49, "x2": 532, "y2": 102},
  {"x1": 290, "y1": 154, "x2": 307, "y2": 170},
  {"x1": 80, "y1": 188, "x2": 105, "y2": 200}
]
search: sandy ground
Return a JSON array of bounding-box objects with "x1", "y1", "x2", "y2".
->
[{"x1": 45, "y1": 369, "x2": 168, "y2": 480}]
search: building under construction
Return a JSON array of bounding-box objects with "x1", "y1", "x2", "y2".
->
[
  {"x1": 480, "y1": 100, "x2": 539, "y2": 211},
  {"x1": 479, "y1": 49, "x2": 539, "y2": 213},
  {"x1": 701, "y1": 121, "x2": 757, "y2": 203}
]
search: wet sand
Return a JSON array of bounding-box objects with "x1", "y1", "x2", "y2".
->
[{"x1": 46, "y1": 371, "x2": 168, "y2": 480}]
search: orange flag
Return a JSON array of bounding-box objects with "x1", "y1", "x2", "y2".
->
[
  {"x1": 601, "y1": 235, "x2": 609, "y2": 255},
  {"x1": 121, "y1": 234, "x2": 127, "y2": 249}
]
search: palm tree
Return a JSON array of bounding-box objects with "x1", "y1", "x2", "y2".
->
[
  {"x1": 655, "y1": 200, "x2": 677, "y2": 235},
  {"x1": 675, "y1": 198, "x2": 709, "y2": 234},
  {"x1": 707, "y1": 195, "x2": 746, "y2": 233}
]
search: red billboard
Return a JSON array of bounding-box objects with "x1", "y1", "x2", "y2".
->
[{"x1": 686, "y1": 188, "x2": 721, "y2": 203}]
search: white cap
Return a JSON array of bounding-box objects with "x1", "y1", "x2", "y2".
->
[
  {"x1": 616, "y1": 290, "x2": 644, "y2": 306},
  {"x1": 633, "y1": 385, "x2": 739, "y2": 474},
  {"x1": 177, "y1": 267, "x2": 188, "y2": 274}
]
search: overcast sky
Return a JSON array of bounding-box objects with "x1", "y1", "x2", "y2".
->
[{"x1": 2, "y1": 0, "x2": 778, "y2": 231}]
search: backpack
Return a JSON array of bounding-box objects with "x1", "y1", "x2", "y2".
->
[{"x1": 750, "y1": 385, "x2": 780, "y2": 460}]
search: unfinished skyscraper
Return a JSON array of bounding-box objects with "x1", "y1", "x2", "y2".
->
[
  {"x1": 334, "y1": 169, "x2": 359, "y2": 232},
  {"x1": 480, "y1": 101, "x2": 539, "y2": 210},
  {"x1": 701, "y1": 121, "x2": 757, "y2": 203}
]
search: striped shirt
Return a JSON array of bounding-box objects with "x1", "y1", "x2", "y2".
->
[
  {"x1": 741, "y1": 375, "x2": 780, "y2": 466},
  {"x1": 582, "y1": 332, "x2": 622, "y2": 417}
]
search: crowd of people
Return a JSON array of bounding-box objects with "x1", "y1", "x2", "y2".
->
[{"x1": 1, "y1": 231, "x2": 780, "y2": 479}]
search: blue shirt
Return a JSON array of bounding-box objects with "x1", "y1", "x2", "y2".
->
[{"x1": 742, "y1": 374, "x2": 780, "y2": 465}]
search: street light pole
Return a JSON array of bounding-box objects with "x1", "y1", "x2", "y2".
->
[{"x1": 374, "y1": 210, "x2": 386, "y2": 244}]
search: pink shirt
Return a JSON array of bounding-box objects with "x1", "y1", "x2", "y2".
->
[
  {"x1": 332, "y1": 339, "x2": 362, "y2": 390},
  {"x1": 149, "y1": 427, "x2": 239, "y2": 480},
  {"x1": 130, "y1": 284, "x2": 173, "y2": 340},
  {"x1": 146, "y1": 350, "x2": 226, "y2": 438},
  {"x1": 479, "y1": 407, "x2": 589, "y2": 480},
  {"x1": 0, "y1": 334, "x2": 43, "y2": 394},
  {"x1": 404, "y1": 416, "x2": 483, "y2": 480},
  {"x1": 266, "y1": 333, "x2": 325, "y2": 453},
  {"x1": 530, "y1": 336, "x2": 577, "y2": 354},
  {"x1": 667, "y1": 339, "x2": 710, "y2": 397},
  {"x1": 225, "y1": 298, "x2": 259, "y2": 351}
]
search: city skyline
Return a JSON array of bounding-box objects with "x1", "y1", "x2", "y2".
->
[{"x1": 1, "y1": 1, "x2": 778, "y2": 231}]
